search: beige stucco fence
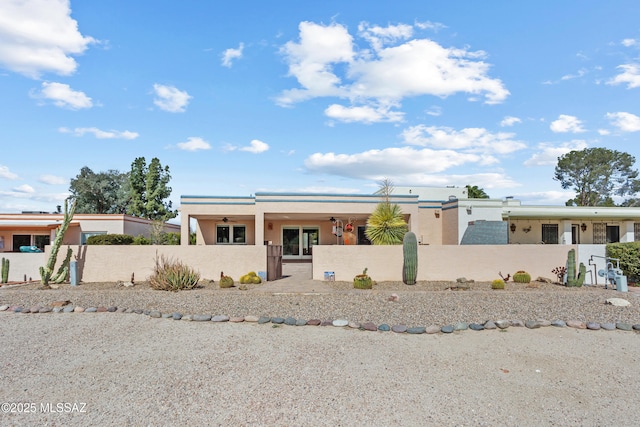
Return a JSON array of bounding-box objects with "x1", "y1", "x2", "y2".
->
[
  {"x1": 313, "y1": 244, "x2": 606, "y2": 284},
  {"x1": 8, "y1": 244, "x2": 605, "y2": 285}
]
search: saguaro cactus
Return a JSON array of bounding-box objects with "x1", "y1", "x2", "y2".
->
[
  {"x1": 402, "y1": 231, "x2": 418, "y2": 285},
  {"x1": 565, "y1": 248, "x2": 585, "y2": 287},
  {"x1": 1, "y1": 257, "x2": 9, "y2": 283},
  {"x1": 40, "y1": 198, "x2": 76, "y2": 288}
]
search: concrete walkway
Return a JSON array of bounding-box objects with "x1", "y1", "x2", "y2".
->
[{"x1": 253, "y1": 262, "x2": 334, "y2": 294}]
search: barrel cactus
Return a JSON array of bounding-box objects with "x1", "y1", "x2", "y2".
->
[
  {"x1": 491, "y1": 279, "x2": 505, "y2": 289},
  {"x1": 565, "y1": 248, "x2": 585, "y2": 287},
  {"x1": 402, "y1": 231, "x2": 418, "y2": 285},
  {"x1": 219, "y1": 272, "x2": 235, "y2": 288},
  {"x1": 513, "y1": 270, "x2": 531, "y2": 284},
  {"x1": 353, "y1": 268, "x2": 373, "y2": 289}
]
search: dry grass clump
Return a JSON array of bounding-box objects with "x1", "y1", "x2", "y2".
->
[{"x1": 149, "y1": 254, "x2": 200, "y2": 291}]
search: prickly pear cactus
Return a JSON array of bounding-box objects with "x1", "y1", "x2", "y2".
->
[{"x1": 402, "y1": 232, "x2": 418, "y2": 285}]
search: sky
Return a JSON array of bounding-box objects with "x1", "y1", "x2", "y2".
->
[{"x1": 1, "y1": 0, "x2": 640, "y2": 220}]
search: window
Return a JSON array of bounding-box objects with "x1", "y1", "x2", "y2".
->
[
  {"x1": 606, "y1": 225, "x2": 620, "y2": 243},
  {"x1": 541, "y1": 224, "x2": 558, "y2": 244},
  {"x1": 217, "y1": 225, "x2": 246, "y2": 244},
  {"x1": 592, "y1": 223, "x2": 620, "y2": 244},
  {"x1": 81, "y1": 232, "x2": 106, "y2": 245},
  {"x1": 34, "y1": 235, "x2": 50, "y2": 250},
  {"x1": 635, "y1": 223, "x2": 640, "y2": 241}
]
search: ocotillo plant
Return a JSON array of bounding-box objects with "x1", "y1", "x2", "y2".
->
[
  {"x1": 565, "y1": 248, "x2": 585, "y2": 287},
  {"x1": 40, "y1": 198, "x2": 76, "y2": 288},
  {"x1": 1, "y1": 257, "x2": 8, "y2": 283},
  {"x1": 402, "y1": 231, "x2": 418, "y2": 285}
]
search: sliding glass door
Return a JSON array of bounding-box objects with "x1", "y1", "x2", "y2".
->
[{"x1": 283, "y1": 226, "x2": 318, "y2": 258}]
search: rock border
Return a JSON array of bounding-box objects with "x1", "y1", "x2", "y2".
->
[{"x1": 1, "y1": 303, "x2": 639, "y2": 334}]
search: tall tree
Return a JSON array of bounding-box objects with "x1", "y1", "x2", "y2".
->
[
  {"x1": 69, "y1": 167, "x2": 130, "y2": 214},
  {"x1": 554, "y1": 147, "x2": 640, "y2": 206},
  {"x1": 465, "y1": 185, "x2": 489, "y2": 198},
  {"x1": 127, "y1": 157, "x2": 177, "y2": 220}
]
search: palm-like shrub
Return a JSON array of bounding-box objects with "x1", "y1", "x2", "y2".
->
[
  {"x1": 365, "y1": 202, "x2": 408, "y2": 245},
  {"x1": 149, "y1": 254, "x2": 200, "y2": 291}
]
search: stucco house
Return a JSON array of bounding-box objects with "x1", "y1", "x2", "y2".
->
[
  {"x1": 179, "y1": 187, "x2": 640, "y2": 254},
  {"x1": 0, "y1": 212, "x2": 180, "y2": 253}
]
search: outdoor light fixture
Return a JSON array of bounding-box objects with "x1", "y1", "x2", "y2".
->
[
  {"x1": 330, "y1": 217, "x2": 336, "y2": 223},
  {"x1": 466, "y1": 206, "x2": 472, "y2": 214},
  {"x1": 581, "y1": 223, "x2": 587, "y2": 232},
  {"x1": 510, "y1": 223, "x2": 516, "y2": 233},
  {"x1": 434, "y1": 211, "x2": 440, "y2": 218}
]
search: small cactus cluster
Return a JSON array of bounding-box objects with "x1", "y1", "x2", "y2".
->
[
  {"x1": 491, "y1": 279, "x2": 505, "y2": 289},
  {"x1": 240, "y1": 271, "x2": 262, "y2": 285},
  {"x1": 219, "y1": 271, "x2": 234, "y2": 288},
  {"x1": 1, "y1": 257, "x2": 9, "y2": 284},
  {"x1": 565, "y1": 248, "x2": 585, "y2": 287},
  {"x1": 402, "y1": 232, "x2": 418, "y2": 285},
  {"x1": 512, "y1": 270, "x2": 531, "y2": 284},
  {"x1": 353, "y1": 268, "x2": 373, "y2": 289}
]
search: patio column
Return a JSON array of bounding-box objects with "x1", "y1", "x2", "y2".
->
[
  {"x1": 620, "y1": 220, "x2": 635, "y2": 242},
  {"x1": 255, "y1": 211, "x2": 265, "y2": 245},
  {"x1": 560, "y1": 220, "x2": 572, "y2": 245},
  {"x1": 181, "y1": 214, "x2": 190, "y2": 246}
]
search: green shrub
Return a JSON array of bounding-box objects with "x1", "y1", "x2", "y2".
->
[
  {"x1": 607, "y1": 242, "x2": 640, "y2": 283},
  {"x1": 163, "y1": 232, "x2": 180, "y2": 245},
  {"x1": 86, "y1": 234, "x2": 134, "y2": 245},
  {"x1": 512, "y1": 270, "x2": 531, "y2": 283},
  {"x1": 132, "y1": 235, "x2": 151, "y2": 245},
  {"x1": 491, "y1": 279, "x2": 505, "y2": 289},
  {"x1": 149, "y1": 254, "x2": 200, "y2": 291}
]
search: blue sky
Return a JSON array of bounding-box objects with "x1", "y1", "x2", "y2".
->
[{"x1": 1, "y1": 0, "x2": 640, "y2": 217}]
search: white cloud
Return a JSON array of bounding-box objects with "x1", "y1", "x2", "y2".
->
[
  {"x1": 59, "y1": 127, "x2": 138, "y2": 139},
  {"x1": 550, "y1": 115, "x2": 586, "y2": 133},
  {"x1": 425, "y1": 106, "x2": 442, "y2": 116},
  {"x1": 500, "y1": 116, "x2": 521, "y2": 127},
  {"x1": 240, "y1": 139, "x2": 269, "y2": 153},
  {"x1": 0, "y1": 165, "x2": 19, "y2": 180},
  {"x1": 0, "y1": 0, "x2": 96, "y2": 78},
  {"x1": 358, "y1": 22, "x2": 413, "y2": 52},
  {"x1": 304, "y1": 147, "x2": 519, "y2": 189},
  {"x1": 33, "y1": 82, "x2": 92, "y2": 109},
  {"x1": 524, "y1": 140, "x2": 589, "y2": 167},
  {"x1": 414, "y1": 21, "x2": 447, "y2": 32},
  {"x1": 606, "y1": 112, "x2": 640, "y2": 132},
  {"x1": 221, "y1": 43, "x2": 244, "y2": 67},
  {"x1": 153, "y1": 84, "x2": 192, "y2": 112},
  {"x1": 277, "y1": 21, "x2": 509, "y2": 119},
  {"x1": 324, "y1": 103, "x2": 404, "y2": 123},
  {"x1": 38, "y1": 174, "x2": 67, "y2": 185},
  {"x1": 560, "y1": 68, "x2": 587, "y2": 81},
  {"x1": 401, "y1": 125, "x2": 526, "y2": 155},
  {"x1": 598, "y1": 129, "x2": 610, "y2": 135},
  {"x1": 13, "y1": 184, "x2": 35, "y2": 194},
  {"x1": 277, "y1": 21, "x2": 354, "y2": 105},
  {"x1": 607, "y1": 64, "x2": 640, "y2": 89},
  {"x1": 622, "y1": 38, "x2": 638, "y2": 47},
  {"x1": 177, "y1": 137, "x2": 211, "y2": 151}
]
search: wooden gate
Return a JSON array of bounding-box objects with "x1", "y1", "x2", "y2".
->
[{"x1": 266, "y1": 245, "x2": 283, "y2": 281}]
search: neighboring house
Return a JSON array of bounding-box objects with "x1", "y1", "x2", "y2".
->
[
  {"x1": 0, "y1": 213, "x2": 180, "y2": 253},
  {"x1": 179, "y1": 187, "x2": 640, "y2": 254}
]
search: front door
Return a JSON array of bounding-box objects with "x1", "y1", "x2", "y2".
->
[{"x1": 282, "y1": 226, "x2": 318, "y2": 259}]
